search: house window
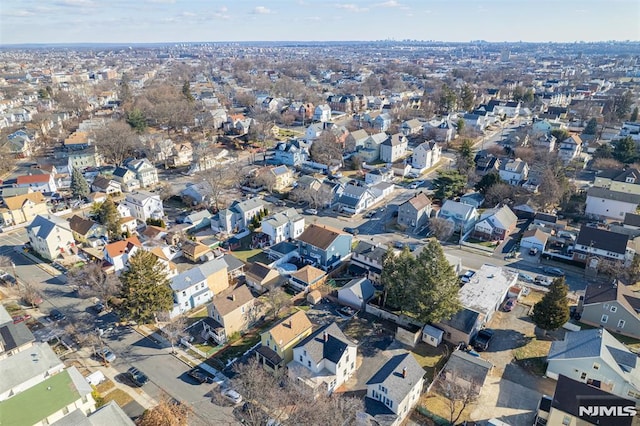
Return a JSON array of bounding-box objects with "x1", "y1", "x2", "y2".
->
[
  {"x1": 610, "y1": 306, "x2": 617, "y2": 313},
  {"x1": 601, "y1": 314, "x2": 608, "y2": 323},
  {"x1": 603, "y1": 304, "x2": 610, "y2": 310},
  {"x1": 593, "y1": 363, "x2": 600, "y2": 370},
  {"x1": 307, "y1": 360, "x2": 311, "y2": 367},
  {"x1": 182, "y1": 291, "x2": 186, "y2": 297},
  {"x1": 618, "y1": 320, "x2": 626, "y2": 329},
  {"x1": 299, "y1": 355, "x2": 303, "y2": 362},
  {"x1": 304, "y1": 350, "x2": 306, "y2": 356},
  {"x1": 580, "y1": 372, "x2": 587, "y2": 380}
]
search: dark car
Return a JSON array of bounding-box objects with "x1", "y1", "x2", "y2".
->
[
  {"x1": 343, "y1": 227, "x2": 359, "y2": 235},
  {"x1": 188, "y1": 368, "x2": 213, "y2": 384},
  {"x1": 49, "y1": 309, "x2": 66, "y2": 321},
  {"x1": 541, "y1": 266, "x2": 565, "y2": 277},
  {"x1": 127, "y1": 367, "x2": 149, "y2": 386},
  {"x1": 93, "y1": 302, "x2": 105, "y2": 313},
  {"x1": 502, "y1": 298, "x2": 517, "y2": 312},
  {"x1": 473, "y1": 329, "x2": 495, "y2": 351}
]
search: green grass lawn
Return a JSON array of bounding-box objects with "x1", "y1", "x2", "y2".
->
[
  {"x1": 229, "y1": 248, "x2": 263, "y2": 263},
  {"x1": 102, "y1": 388, "x2": 134, "y2": 407},
  {"x1": 0, "y1": 370, "x2": 80, "y2": 426},
  {"x1": 412, "y1": 342, "x2": 449, "y2": 381},
  {"x1": 513, "y1": 338, "x2": 551, "y2": 376}
]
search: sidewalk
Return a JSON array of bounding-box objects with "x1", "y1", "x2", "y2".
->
[{"x1": 16, "y1": 247, "x2": 63, "y2": 277}]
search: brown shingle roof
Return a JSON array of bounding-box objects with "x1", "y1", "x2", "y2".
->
[
  {"x1": 213, "y1": 284, "x2": 254, "y2": 317},
  {"x1": 584, "y1": 281, "x2": 640, "y2": 315},
  {"x1": 182, "y1": 240, "x2": 211, "y2": 258},
  {"x1": 405, "y1": 192, "x2": 431, "y2": 210},
  {"x1": 522, "y1": 228, "x2": 548, "y2": 243},
  {"x1": 3, "y1": 192, "x2": 45, "y2": 210},
  {"x1": 68, "y1": 215, "x2": 97, "y2": 235},
  {"x1": 290, "y1": 265, "x2": 326, "y2": 285},
  {"x1": 245, "y1": 262, "x2": 274, "y2": 281},
  {"x1": 296, "y1": 224, "x2": 345, "y2": 250},
  {"x1": 265, "y1": 310, "x2": 313, "y2": 348},
  {"x1": 16, "y1": 174, "x2": 51, "y2": 185},
  {"x1": 105, "y1": 236, "x2": 142, "y2": 258}
]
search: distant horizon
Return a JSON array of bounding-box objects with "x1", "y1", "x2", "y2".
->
[{"x1": 2, "y1": 0, "x2": 638, "y2": 45}]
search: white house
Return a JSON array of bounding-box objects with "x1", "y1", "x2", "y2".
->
[
  {"x1": 380, "y1": 133, "x2": 408, "y2": 163},
  {"x1": 122, "y1": 191, "x2": 164, "y2": 223},
  {"x1": 439, "y1": 200, "x2": 479, "y2": 233},
  {"x1": 288, "y1": 322, "x2": 357, "y2": 395},
  {"x1": 411, "y1": 141, "x2": 441, "y2": 172},
  {"x1": 126, "y1": 158, "x2": 159, "y2": 188},
  {"x1": 585, "y1": 187, "x2": 640, "y2": 220},
  {"x1": 337, "y1": 277, "x2": 375, "y2": 309},
  {"x1": 313, "y1": 104, "x2": 332, "y2": 122},
  {"x1": 336, "y1": 184, "x2": 376, "y2": 215},
  {"x1": 103, "y1": 236, "x2": 142, "y2": 273},
  {"x1": 498, "y1": 158, "x2": 529, "y2": 185},
  {"x1": 261, "y1": 208, "x2": 305, "y2": 245},
  {"x1": 26, "y1": 215, "x2": 76, "y2": 261},
  {"x1": 364, "y1": 351, "x2": 425, "y2": 426},
  {"x1": 170, "y1": 266, "x2": 212, "y2": 317},
  {"x1": 15, "y1": 173, "x2": 57, "y2": 194},
  {"x1": 558, "y1": 134, "x2": 582, "y2": 163}
]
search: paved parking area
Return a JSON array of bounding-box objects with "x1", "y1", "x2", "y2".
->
[{"x1": 470, "y1": 374, "x2": 540, "y2": 426}]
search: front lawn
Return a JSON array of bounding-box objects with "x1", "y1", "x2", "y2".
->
[{"x1": 513, "y1": 338, "x2": 551, "y2": 376}]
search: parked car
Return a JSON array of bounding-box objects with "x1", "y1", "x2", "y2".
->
[
  {"x1": 221, "y1": 388, "x2": 243, "y2": 404},
  {"x1": 460, "y1": 270, "x2": 476, "y2": 284},
  {"x1": 502, "y1": 298, "x2": 517, "y2": 312},
  {"x1": 534, "y1": 275, "x2": 553, "y2": 286},
  {"x1": 49, "y1": 309, "x2": 66, "y2": 321},
  {"x1": 188, "y1": 368, "x2": 213, "y2": 384},
  {"x1": 343, "y1": 227, "x2": 359, "y2": 235},
  {"x1": 94, "y1": 347, "x2": 117, "y2": 363},
  {"x1": 364, "y1": 210, "x2": 376, "y2": 218},
  {"x1": 473, "y1": 329, "x2": 495, "y2": 351},
  {"x1": 93, "y1": 301, "x2": 105, "y2": 314},
  {"x1": 528, "y1": 247, "x2": 539, "y2": 255},
  {"x1": 303, "y1": 208, "x2": 318, "y2": 215},
  {"x1": 12, "y1": 314, "x2": 31, "y2": 324},
  {"x1": 541, "y1": 266, "x2": 565, "y2": 277},
  {"x1": 518, "y1": 272, "x2": 534, "y2": 283},
  {"x1": 408, "y1": 182, "x2": 420, "y2": 189},
  {"x1": 127, "y1": 367, "x2": 149, "y2": 386}
]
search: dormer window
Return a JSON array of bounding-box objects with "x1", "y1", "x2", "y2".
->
[{"x1": 626, "y1": 177, "x2": 635, "y2": 184}]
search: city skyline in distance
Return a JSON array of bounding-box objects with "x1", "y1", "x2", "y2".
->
[{"x1": 1, "y1": 0, "x2": 639, "y2": 46}]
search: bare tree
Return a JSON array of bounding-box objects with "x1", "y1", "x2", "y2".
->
[
  {"x1": 537, "y1": 169, "x2": 562, "y2": 210},
  {"x1": 91, "y1": 120, "x2": 139, "y2": 166},
  {"x1": 429, "y1": 217, "x2": 455, "y2": 241},
  {"x1": 161, "y1": 316, "x2": 188, "y2": 354},
  {"x1": 21, "y1": 281, "x2": 43, "y2": 308},
  {"x1": 250, "y1": 168, "x2": 277, "y2": 193},
  {"x1": 232, "y1": 358, "x2": 284, "y2": 426},
  {"x1": 485, "y1": 183, "x2": 516, "y2": 207},
  {"x1": 435, "y1": 372, "x2": 480, "y2": 425},
  {"x1": 309, "y1": 131, "x2": 342, "y2": 166},
  {"x1": 197, "y1": 163, "x2": 240, "y2": 210},
  {"x1": 0, "y1": 141, "x2": 17, "y2": 175},
  {"x1": 66, "y1": 263, "x2": 121, "y2": 309},
  {"x1": 264, "y1": 287, "x2": 290, "y2": 320},
  {"x1": 136, "y1": 395, "x2": 191, "y2": 426}
]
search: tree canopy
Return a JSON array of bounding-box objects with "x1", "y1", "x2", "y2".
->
[
  {"x1": 70, "y1": 167, "x2": 90, "y2": 200},
  {"x1": 433, "y1": 169, "x2": 467, "y2": 200},
  {"x1": 474, "y1": 172, "x2": 502, "y2": 194},
  {"x1": 118, "y1": 250, "x2": 173, "y2": 324},
  {"x1": 96, "y1": 197, "x2": 120, "y2": 240},
  {"x1": 583, "y1": 118, "x2": 598, "y2": 135},
  {"x1": 309, "y1": 131, "x2": 342, "y2": 166},
  {"x1": 531, "y1": 277, "x2": 569, "y2": 332},
  {"x1": 613, "y1": 136, "x2": 638, "y2": 164},
  {"x1": 381, "y1": 240, "x2": 461, "y2": 324}
]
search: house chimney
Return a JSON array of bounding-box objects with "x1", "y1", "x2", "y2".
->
[
  {"x1": 402, "y1": 367, "x2": 407, "y2": 378},
  {"x1": 231, "y1": 294, "x2": 236, "y2": 301},
  {"x1": 323, "y1": 331, "x2": 328, "y2": 342}
]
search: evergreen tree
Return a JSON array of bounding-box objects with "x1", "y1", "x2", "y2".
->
[
  {"x1": 531, "y1": 277, "x2": 570, "y2": 334},
  {"x1": 433, "y1": 170, "x2": 467, "y2": 200},
  {"x1": 97, "y1": 197, "x2": 120, "y2": 240},
  {"x1": 456, "y1": 139, "x2": 475, "y2": 171},
  {"x1": 118, "y1": 250, "x2": 173, "y2": 324},
  {"x1": 70, "y1": 167, "x2": 90, "y2": 200},
  {"x1": 613, "y1": 136, "x2": 638, "y2": 164},
  {"x1": 583, "y1": 118, "x2": 598, "y2": 135},
  {"x1": 126, "y1": 108, "x2": 147, "y2": 133},
  {"x1": 182, "y1": 81, "x2": 194, "y2": 102},
  {"x1": 631, "y1": 106, "x2": 639, "y2": 123},
  {"x1": 475, "y1": 172, "x2": 502, "y2": 194},
  {"x1": 460, "y1": 85, "x2": 475, "y2": 112}
]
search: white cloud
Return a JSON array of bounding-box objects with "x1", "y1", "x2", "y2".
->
[
  {"x1": 219, "y1": 6, "x2": 228, "y2": 13},
  {"x1": 55, "y1": 0, "x2": 96, "y2": 7},
  {"x1": 3, "y1": 9, "x2": 36, "y2": 17},
  {"x1": 180, "y1": 11, "x2": 196, "y2": 17},
  {"x1": 146, "y1": 0, "x2": 176, "y2": 3},
  {"x1": 304, "y1": 16, "x2": 321, "y2": 21},
  {"x1": 335, "y1": 4, "x2": 368, "y2": 12},
  {"x1": 252, "y1": 6, "x2": 272, "y2": 14},
  {"x1": 377, "y1": 0, "x2": 400, "y2": 7}
]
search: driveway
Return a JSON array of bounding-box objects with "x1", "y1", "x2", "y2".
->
[{"x1": 470, "y1": 374, "x2": 540, "y2": 426}]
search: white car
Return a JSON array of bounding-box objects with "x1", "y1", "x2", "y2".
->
[
  {"x1": 221, "y1": 388, "x2": 243, "y2": 404},
  {"x1": 304, "y1": 208, "x2": 318, "y2": 215}
]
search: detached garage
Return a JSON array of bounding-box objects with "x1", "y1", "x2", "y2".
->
[{"x1": 520, "y1": 228, "x2": 548, "y2": 252}]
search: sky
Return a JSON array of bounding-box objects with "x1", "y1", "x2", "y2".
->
[{"x1": 1, "y1": 0, "x2": 639, "y2": 45}]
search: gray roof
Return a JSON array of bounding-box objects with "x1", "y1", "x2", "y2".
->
[
  {"x1": 199, "y1": 257, "x2": 229, "y2": 276},
  {"x1": 124, "y1": 190, "x2": 157, "y2": 204},
  {"x1": 587, "y1": 187, "x2": 640, "y2": 205},
  {"x1": 443, "y1": 350, "x2": 492, "y2": 387},
  {"x1": 438, "y1": 308, "x2": 479, "y2": 334},
  {"x1": 231, "y1": 197, "x2": 265, "y2": 214},
  {"x1": 478, "y1": 205, "x2": 517, "y2": 230},
  {"x1": 51, "y1": 401, "x2": 135, "y2": 426},
  {"x1": 184, "y1": 210, "x2": 212, "y2": 224},
  {"x1": 366, "y1": 351, "x2": 424, "y2": 403},
  {"x1": 441, "y1": 200, "x2": 476, "y2": 219},
  {"x1": 0, "y1": 342, "x2": 64, "y2": 398},
  {"x1": 262, "y1": 208, "x2": 302, "y2": 228},
  {"x1": 170, "y1": 266, "x2": 207, "y2": 292},
  {"x1": 0, "y1": 321, "x2": 34, "y2": 352},
  {"x1": 294, "y1": 322, "x2": 355, "y2": 365},
  {"x1": 0, "y1": 305, "x2": 12, "y2": 325},
  {"x1": 27, "y1": 214, "x2": 72, "y2": 239},
  {"x1": 352, "y1": 241, "x2": 387, "y2": 264},
  {"x1": 340, "y1": 277, "x2": 375, "y2": 301},
  {"x1": 222, "y1": 254, "x2": 245, "y2": 271},
  {"x1": 576, "y1": 225, "x2": 629, "y2": 254}
]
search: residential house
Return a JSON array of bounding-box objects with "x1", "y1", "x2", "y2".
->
[
  {"x1": 181, "y1": 240, "x2": 212, "y2": 263},
  {"x1": 67, "y1": 146, "x2": 102, "y2": 172},
  {"x1": 585, "y1": 187, "x2": 640, "y2": 220},
  {"x1": 198, "y1": 257, "x2": 231, "y2": 295},
  {"x1": 122, "y1": 191, "x2": 164, "y2": 223},
  {"x1": 439, "y1": 200, "x2": 479, "y2": 233},
  {"x1": 579, "y1": 281, "x2": 640, "y2": 339},
  {"x1": 558, "y1": 134, "x2": 583, "y2": 163},
  {"x1": 103, "y1": 236, "x2": 142, "y2": 273},
  {"x1": 498, "y1": 158, "x2": 529, "y2": 185},
  {"x1": 170, "y1": 266, "x2": 212, "y2": 317},
  {"x1": 261, "y1": 208, "x2": 305, "y2": 245},
  {"x1": 364, "y1": 351, "x2": 424, "y2": 426},
  {"x1": 182, "y1": 210, "x2": 212, "y2": 232},
  {"x1": 459, "y1": 192, "x2": 485, "y2": 209},
  {"x1": 273, "y1": 140, "x2": 307, "y2": 167},
  {"x1": 349, "y1": 240, "x2": 387, "y2": 284},
  {"x1": 267, "y1": 165, "x2": 294, "y2": 192},
  {"x1": 338, "y1": 277, "x2": 375, "y2": 310},
  {"x1": 594, "y1": 168, "x2": 640, "y2": 195},
  {"x1": 15, "y1": 173, "x2": 57, "y2": 193},
  {"x1": 288, "y1": 322, "x2": 357, "y2": 395},
  {"x1": 358, "y1": 133, "x2": 389, "y2": 163},
  {"x1": 546, "y1": 328, "x2": 640, "y2": 403},
  {"x1": 380, "y1": 133, "x2": 408, "y2": 163},
  {"x1": 424, "y1": 118, "x2": 456, "y2": 143},
  {"x1": 520, "y1": 228, "x2": 549, "y2": 252},
  {"x1": 288, "y1": 265, "x2": 327, "y2": 292},
  {"x1": 532, "y1": 134, "x2": 557, "y2": 152},
  {"x1": 180, "y1": 183, "x2": 209, "y2": 205},
  {"x1": 473, "y1": 205, "x2": 518, "y2": 241},
  {"x1": 313, "y1": 104, "x2": 332, "y2": 122},
  {"x1": 441, "y1": 350, "x2": 492, "y2": 397},
  {"x1": 305, "y1": 121, "x2": 333, "y2": 142},
  {"x1": 67, "y1": 215, "x2": 106, "y2": 246},
  {"x1": 397, "y1": 192, "x2": 432, "y2": 230},
  {"x1": 112, "y1": 167, "x2": 140, "y2": 192},
  {"x1": 573, "y1": 225, "x2": 634, "y2": 267},
  {"x1": 474, "y1": 152, "x2": 501, "y2": 176},
  {"x1": 0, "y1": 310, "x2": 35, "y2": 360},
  {"x1": 211, "y1": 197, "x2": 266, "y2": 233},
  {"x1": 462, "y1": 113, "x2": 487, "y2": 132},
  {"x1": 256, "y1": 310, "x2": 313, "y2": 373},
  {"x1": 26, "y1": 214, "x2": 76, "y2": 261},
  {"x1": 365, "y1": 168, "x2": 394, "y2": 185},
  {"x1": 244, "y1": 262, "x2": 281, "y2": 293},
  {"x1": 90, "y1": 176, "x2": 122, "y2": 195},
  {"x1": 169, "y1": 142, "x2": 193, "y2": 168},
  {"x1": 0, "y1": 192, "x2": 48, "y2": 226},
  {"x1": 347, "y1": 129, "x2": 370, "y2": 152},
  {"x1": 336, "y1": 184, "x2": 376, "y2": 215},
  {"x1": 0, "y1": 342, "x2": 62, "y2": 396},
  {"x1": 400, "y1": 118, "x2": 425, "y2": 136},
  {"x1": 126, "y1": 158, "x2": 159, "y2": 188},
  {"x1": 535, "y1": 375, "x2": 635, "y2": 426},
  {"x1": 411, "y1": 141, "x2": 441, "y2": 172},
  {"x1": 206, "y1": 284, "x2": 256, "y2": 344}
]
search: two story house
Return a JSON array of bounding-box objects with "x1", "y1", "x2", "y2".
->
[
  {"x1": 498, "y1": 158, "x2": 529, "y2": 185},
  {"x1": 170, "y1": 266, "x2": 212, "y2": 317},
  {"x1": 349, "y1": 240, "x2": 387, "y2": 284},
  {"x1": 573, "y1": 225, "x2": 634, "y2": 268},
  {"x1": 558, "y1": 134, "x2": 583, "y2": 163},
  {"x1": 364, "y1": 351, "x2": 425, "y2": 426},
  {"x1": 261, "y1": 208, "x2": 305, "y2": 245},
  {"x1": 112, "y1": 167, "x2": 140, "y2": 192},
  {"x1": 380, "y1": 133, "x2": 408, "y2": 163},
  {"x1": 400, "y1": 118, "x2": 425, "y2": 136},
  {"x1": 439, "y1": 200, "x2": 479, "y2": 233},
  {"x1": 26, "y1": 215, "x2": 76, "y2": 261},
  {"x1": 122, "y1": 191, "x2": 164, "y2": 223},
  {"x1": 594, "y1": 168, "x2": 640, "y2": 194},
  {"x1": 0, "y1": 192, "x2": 48, "y2": 226},
  {"x1": 579, "y1": 281, "x2": 640, "y2": 339},
  {"x1": 256, "y1": 310, "x2": 313, "y2": 374},
  {"x1": 103, "y1": 236, "x2": 142, "y2": 273},
  {"x1": 15, "y1": 173, "x2": 57, "y2": 194},
  {"x1": 126, "y1": 158, "x2": 158, "y2": 188},
  {"x1": 358, "y1": 133, "x2": 389, "y2": 163},
  {"x1": 273, "y1": 140, "x2": 307, "y2": 167},
  {"x1": 313, "y1": 105, "x2": 332, "y2": 122},
  {"x1": 296, "y1": 224, "x2": 353, "y2": 270},
  {"x1": 68, "y1": 146, "x2": 102, "y2": 173},
  {"x1": 397, "y1": 192, "x2": 432, "y2": 231},
  {"x1": 206, "y1": 284, "x2": 256, "y2": 344},
  {"x1": 90, "y1": 176, "x2": 122, "y2": 195},
  {"x1": 472, "y1": 205, "x2": 518, "y2": 241},
  {"x1": 336, "y1": 184, "x2": 376, "y2": 215},
  {"x1": 288, "y1": 322, "x2": 357, "y2": 395},
  {"x1": 67, "y1": 215, "x2": 106, "y2": 246},
  {"x1": 585, "y1": 187, "x2": 640, "y2": 220},
  {"x1": 546, "y1": 328, "x2": 640, "y2": 403},
  {"x1": 411, "y1": 141, "x2": 441, "y2": 172},
  {"x1": 211, "y1": 198, "x2": 266, "y2": 233}
]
